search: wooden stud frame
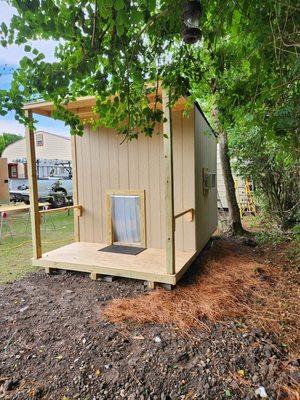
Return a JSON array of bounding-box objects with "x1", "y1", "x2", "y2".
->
[
  {"x1": 106, "y1": 189, "x2": 146, "y2": 248},
  {"x1": 25, "y1": 110, "x2": 42, "y2": 259},
  {"x1": 162, "y1": 89, "x2": 175, "y2": 275}
]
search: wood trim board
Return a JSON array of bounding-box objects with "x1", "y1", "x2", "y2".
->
[
  {"x1": 106, "y1": 189, "x2": 146, "y2": 248},
  {"x1": 25, "y1": 111, "x2": 42, "y2": 259},
  {"x1": 162, "y1": 89, "x2": 175, "y2": 274}
]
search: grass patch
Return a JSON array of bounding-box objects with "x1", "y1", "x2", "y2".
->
[{"x1": 0, "y1": 210, "x2": 74, "y2": 283}]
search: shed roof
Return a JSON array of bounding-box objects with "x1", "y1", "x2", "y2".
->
[
  {"x1": 23, "y1": 92, "x2": 217, "y2": 136},
  {"x1": 23, "y1": 92, "x2": 189, "y2": 121}
]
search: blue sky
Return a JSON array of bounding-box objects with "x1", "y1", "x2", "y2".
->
[{"x1": 0, "y1": 1, "x2": 70, "y2": 137}]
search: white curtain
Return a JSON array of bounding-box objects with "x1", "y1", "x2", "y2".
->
[{"x1": 111, "y1": 195, "x2": 141, "y2": 244}]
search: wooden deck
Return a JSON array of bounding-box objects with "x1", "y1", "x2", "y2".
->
[{"x1": 32, "y1": 242, "x2": 196, "y2": 285}]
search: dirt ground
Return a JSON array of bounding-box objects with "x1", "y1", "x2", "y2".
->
[{"x1": 0, "y1": 238, "x2": 299, "y2": 400}]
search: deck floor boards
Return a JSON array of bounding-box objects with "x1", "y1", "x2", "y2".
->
[{"x1": 33, "y1": 242, "x2": 196, "y2": 285}]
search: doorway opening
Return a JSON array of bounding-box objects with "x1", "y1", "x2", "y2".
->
[{"x1": 101, "y1": 190, "x2": 146, "y2": 255}]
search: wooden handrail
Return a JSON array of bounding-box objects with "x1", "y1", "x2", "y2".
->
[
  {"x1": 174, "y1": 208, "x2": 194, "y2": 221},
  {"x1": 39, "y1": 205, "x2": 82, "y2": 216}
]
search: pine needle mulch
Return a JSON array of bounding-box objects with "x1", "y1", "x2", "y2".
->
[{"x1": 104, "y1": 238, "x2": 299, "y2": 353}]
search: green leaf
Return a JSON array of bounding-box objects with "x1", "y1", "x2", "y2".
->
[
  {"x1": 24, "y1": 44, "x2": 31, "y2": 52},
  {"x1": 117, "y1": 9, "x2": 129, "y2": 26},
  {"x1": 148, "y1": 0, "x2": 156, "y2": 12},
  {"x1": 1, "y1": 22, "x2": 8, "y2": 36},
  {"x1": 131, "y1": 9, "x2": 143, "y2": 24},
  {"x1": 116, "y1": 23, "x2": 124, "y2": 36},
  {"x1": 36, "y1": 53, "x2": 45, "y2": 61},
  {"x1": 114, "y1": 0, "x2": 124, "y2": 11}
]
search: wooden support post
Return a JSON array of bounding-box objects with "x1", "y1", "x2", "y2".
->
[
  {"x1": 90, "y1": 272, "x2": 98, "y2": 281},
  {"x1": 147, "y1": 281, "x2": 156, "y2": 290},
  {"x1": 90, "y1": 273, "x2": 116, "y2": 282},
  {"x1": 71, "y1": 135, "x2": 80, "y2": 242},
  {"x1": 25, "y1": 110, "x2": 42, "y2": 259},
  {"x1": 162, "y1": 89, "x2": 175, "y2": 275}
]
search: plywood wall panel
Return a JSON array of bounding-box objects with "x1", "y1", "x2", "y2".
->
[
  {"x1": 148, "y1": 133, "x2": 162, "y2": 248},
  {"x1": 173, "y1": 111, "x2": 184, "y2": 251},
  {"x1": 98, "y1": 128, "x2": 110, "y2": 241},
  {"x1": 159, "y1": 130, "x2": 166, "y2": 248},
  {"x1": 82, "y1": 127, "x2": 94, "y2": 243},
  {"x1": 118, "y1": 139, "x2": 129, "y2": 189},
  {"x1": 182, "y1": 112, "x2": 196, "y2": 252},
  {"x1": 76, "y1": 110, "x2": 197, "y2": 251},
  {"x1": 135, "y1": 137, "x2": 149, "y2": 246},
  {"x1": 194, "y1": 106, "x2": 218, "y2": 251},
  {"x1": 128, "y1": 140, "x2": 139, "y2": 189},
  {"x1": 108, "y1": 130, "x2": 120, "y2": 188},
  {"x1": 89, "y1": 128, "x2": 102, "y2": 242}
]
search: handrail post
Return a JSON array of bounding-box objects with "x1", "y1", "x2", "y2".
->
[
  {"x1": 25, "y1": 110, "x2": 42, "y2": 259},
  {"x1": 162, "y1": 89, "x2": 175, "y2": 275}
]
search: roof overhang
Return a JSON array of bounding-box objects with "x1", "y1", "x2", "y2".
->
[{"x1": 23, "y1": 93, "x2": 190, "y2": 121}]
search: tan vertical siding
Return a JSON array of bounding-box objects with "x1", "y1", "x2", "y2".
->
[
  {"x1": 173, "y1": 112, "x2": 184, "y2": 250},
  {"x1": 98, "y1": 128, "x2": 110, "y2": 241},
  {"x1": 137, "y1": 137, "x2": 151, "y2": 246},
  {"x1": 148, "y1": 132, "x2": 163, "y2": 248},
  {"x1": 76, "y1": 110, "x2": 196, "y2": 251},
  {"x1": 182, "y1": 112, "x2": 196, "y2": 252},
  {"x1": 194, "y1": 106, "x2": 218, "y2": 251}
]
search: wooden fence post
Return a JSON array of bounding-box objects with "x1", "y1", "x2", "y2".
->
[
  {"x1": 25, "y1": 110, "x2": 42, "y2": 259},
  {"x1": 162, "y1": 89, "x2": 175, "y2": 274}
]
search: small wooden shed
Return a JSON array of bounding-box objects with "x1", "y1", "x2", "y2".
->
[{"x1": 23, "y1": 90, "x2": 217, "y2": 287}]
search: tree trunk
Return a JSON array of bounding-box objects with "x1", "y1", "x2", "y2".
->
[{"x1": 219, "y1": 130, "x2": 245, "y2": 235}]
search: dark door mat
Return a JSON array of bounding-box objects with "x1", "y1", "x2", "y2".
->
[{"x1": 98, "y1": 244, "x2": 146, "y2": 255}]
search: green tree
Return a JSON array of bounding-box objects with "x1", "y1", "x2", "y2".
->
[
  {"x1": 230, "y1": 125, "x2": 299, "y2": 230},
  {"x1": 0, "y1": 135, "x2": 4, "y2": 155},
  {"x1": 0, "y1": 0, "x2": 298, "y2": 231},
  {"x1": 0, "y1": 133, "x2": 22, "y2": 155}
]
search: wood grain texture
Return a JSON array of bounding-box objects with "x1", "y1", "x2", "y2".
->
[
  {"x1": 75, "y1": 110, "x2": 196, "y2": 252},
  {"x1": 162, "y1": 89, "x2": 175, "y2": 274},
  {"x1": 32, "y1": 241, "x2": 196, "y2": 285},
  {"x1": 39, "y1": 205, "x2": 82, "y2": 215},
  {"x1": 194, "y1": 106, "x2": 218, "y2": 251},
  {"x1": 0, "y1": 158, "x2": 9, "y2": 203},
  {"x1": 25, "y1": 110, "x2": 42, "y2": 259}
]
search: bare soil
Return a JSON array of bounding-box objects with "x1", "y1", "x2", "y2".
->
[{"x1": 0, "y1": 238, "x2": 299, "y2": 400}]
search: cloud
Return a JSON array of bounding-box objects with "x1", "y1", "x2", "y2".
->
[
  {"x1": 0, "y1": 117, "x2": 70, "y2": 137},
  {"x1": 0, "y1": 1, "x2": 70, "y2": 138},
  {"x1": 0, "y1": 1, "x2": 58, "y2": 64},
  {"x1": 0, "y1": 0, "x2": 15, "y2": 22},
  {"x1": 0, "y1": 41, "x2": 58, "y2": 64}
]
